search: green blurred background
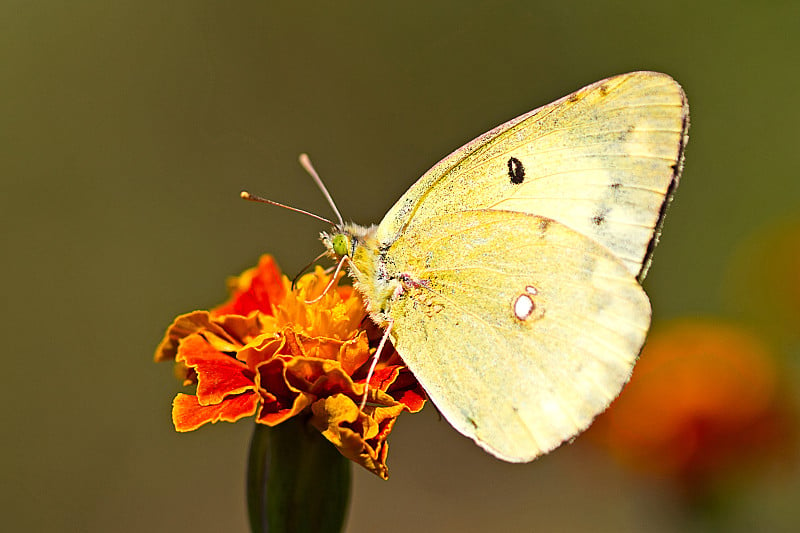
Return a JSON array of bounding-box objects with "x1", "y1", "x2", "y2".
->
[{"x1": 2, "y1": 1, "x2": 798, "y2": 531}]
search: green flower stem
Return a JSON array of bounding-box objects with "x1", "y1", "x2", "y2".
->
[{"x1": 247, "y1": 416, "x2": 351, "y2": 533}]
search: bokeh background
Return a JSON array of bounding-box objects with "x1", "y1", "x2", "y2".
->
[{"x1": 2, "y1": 2, "x2": 799, "y2": 531}]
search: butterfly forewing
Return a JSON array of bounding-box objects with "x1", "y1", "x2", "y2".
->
[{"x1": 376, "y1": 71, "x2": 689, "y2": 280}]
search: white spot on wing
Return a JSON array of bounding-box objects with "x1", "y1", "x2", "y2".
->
[{"x1": 514, "y1": 294, "x2": 535, "y2": 320}]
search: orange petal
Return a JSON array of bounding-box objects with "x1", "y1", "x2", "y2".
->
[
  {"x1": 311, "y1": 394, "x2": 393, "y2": 480},
  {"x1": 257, "y1": 392, "x2": 315, "y2": 426},
  {"x1": 360, "y1": 365, "x2": 427, "y2": 413},
  {"x1": 255, "y1": 357, "x2": 315, "y2": 426},
  {"x1": 298, "y1": 335, "x2": 351, "y2": 362},
  {"x1": 213, "y1": 312, "x2": 273, "y2": 346},
  {"x1": 154, "y1": 310, "x2": 246, "y2": 362},
  {"x1": 177, "y1": 334, "x2": 256, "y2": 405},
  {"x1": 237, "y1": 334, "x2": 284, "y2": 369},
  {"x1": 172, "y1": 392, "x2": 259, "y2": 431},
  {"x1": 337, "y1": 332, "x2": 372, "y2": 376},
  {"x1": 284, "y1": 357, "x2": 350, "y2": 393},
  {"x1": 385, "y1": 369, "x2": 427, "y2": 413}
]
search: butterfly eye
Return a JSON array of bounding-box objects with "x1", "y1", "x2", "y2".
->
[{"x1": 331, "y1": 234, "x2": 351, "y2": 257}]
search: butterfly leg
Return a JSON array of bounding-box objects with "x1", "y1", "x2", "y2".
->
[{"x1": 359, "y1": 317, "x2": 394, "y2": 411}]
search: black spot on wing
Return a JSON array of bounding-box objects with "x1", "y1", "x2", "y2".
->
[
  {"x1": 592, "y1": 207, "x2": 609, "y2": 227},
  {"x1": 507, "y1": 157, "x2": 525, "y2": 184},
  {"x1": 537, "y1": 218, "x2": 551, "y2": 232},
  {"x1": 609, "y1": 182, "x2": 623, "y2": 200},
  {"x1": 617, "y1": 124, "x2": 636, "y2": 142}
]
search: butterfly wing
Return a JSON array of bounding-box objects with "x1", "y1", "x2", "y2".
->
[
  {"x1": 376, "y1": 71, "x2": 689, "y2": 281},
  {"x1": 382, "y1": 210, "x2": 650, "y2": 461}
]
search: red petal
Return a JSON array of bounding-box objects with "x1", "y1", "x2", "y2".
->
[{"x1": 213, "y1": 255, "x2": 286, "y2": 316}]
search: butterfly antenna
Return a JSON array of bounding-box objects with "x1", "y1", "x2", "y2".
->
[
  {"x1": 291, "y1": 250, "x2": 330, "y2": 289},
  {"x1": 239, "y1": 191, "x2": 335, "y2": 225},
  {"x1": 299, "y1": 153, "x2": 344, "y2": 227}
]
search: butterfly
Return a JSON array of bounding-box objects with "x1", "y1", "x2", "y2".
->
[{"x1": 314, "y1": 71, "x2": 689, "y2": 462}]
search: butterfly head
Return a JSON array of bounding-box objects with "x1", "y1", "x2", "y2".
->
[{"x1": 321, "y1": 223, "x2": 377, "y2": 261}]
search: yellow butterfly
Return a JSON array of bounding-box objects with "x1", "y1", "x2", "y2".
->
[{"x1": 305, "y1": 71, "x2": 687, "y2": 462}]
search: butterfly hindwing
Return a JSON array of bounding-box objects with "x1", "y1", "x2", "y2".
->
[{"x1": 383, "y1": 210, "x2": 651, "y2": 461}]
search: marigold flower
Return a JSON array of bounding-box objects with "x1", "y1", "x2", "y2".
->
[
  {"x1": 155, "y1": 254, "x2": 426, "y2": 479},
  {"x1": 589, "y1": 320, "x2": 797, "y2": 495}
]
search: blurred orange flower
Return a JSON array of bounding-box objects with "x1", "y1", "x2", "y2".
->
[
  {"x1": 155, "y1": 255, "x2": 426, "y2": 479},
  {"x1": 724, "y1": 217, "x2": 800, "y2": 338},
  {"x1": 590, "y1": 320, "x2": 797, "y2": 495}
]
